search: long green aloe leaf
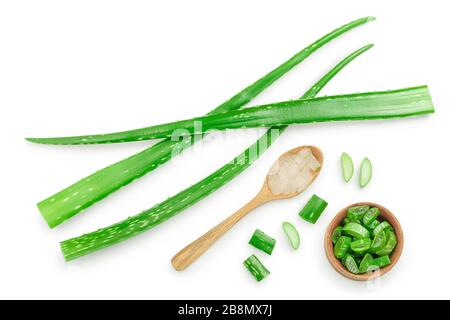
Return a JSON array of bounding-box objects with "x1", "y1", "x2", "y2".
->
[
  {"x1": 61, "y1": 44, "x2": 373, "y2": 261},
  {"x1": 31, "y1": 17, "x2": 375, "y2": 228},
  {"x1": 29, "y1": 86, "x2": 434, "y2": 143}
]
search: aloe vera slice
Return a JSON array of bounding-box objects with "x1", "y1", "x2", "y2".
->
[
  {"x1": 375, "y1": 231, "x2": 397, "y2": 256},
  {"x1": 334, "y1": 236, "x2": 352, "y2": 259},
  {"x1": 282, "y1": 222, "x2": 300, "y2": 250},
  {"x1": 32, "y1": 17, "x2": 376, "y2": 229},
  {"x1": 359, "y1": 253, "x2": 374, "y2": 273},
  {"x1": 341, "y1": 152, "x2": 354, "y2": 182},
  {"x1": 367, "y1": 219, "x2": 380, "y2": 231},
  {"x1": 362, "y1": 207, "x2": 380, "y2": 226},
  {"x1": 299, "y1": 194, "x2": 328, "y2": 224},
  {"x1": 60, "y1": 45, "x2": 374, "y2": 261},
  {"x1": 249, "y1": 229, "x2": 276, "y2": 255},
  {"x1": 370, "y1": 230, "x2": 387, "y2": 252},
  {"x1": 373, "y1": 221, "x2": 393, "y2": 237},
  {"x1": 372, "y1": 255, "x2": 391, "y2": 268},
  {"x1": 331, "y1": 226, "x2": 343, "y2": 244},
  {"x1": 244, "y1": 255, "x2": 270, "y2": 282},
  {"x1": 350, "y1": 238, "x2": 371, "y2": 253},
  {"x1": 343, "y1": 254, "x2": 359, "y2": 274},
  {"x1": 343, "y1": 222, "x2": 370, "y2": 239},
  {"x1": 347, "y1": 205, "x2": 369, "y2": 222},
  {"x1": 359, "y1": 157, "x2": 372, "y2": 188}
]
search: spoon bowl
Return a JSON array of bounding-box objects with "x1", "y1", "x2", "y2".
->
[
  {"x1": 324, "y1": 202, "x2": 404, "y2": 281},
  {"x1": 264, "y1": 145, "x2": 324, "y2": 200}
]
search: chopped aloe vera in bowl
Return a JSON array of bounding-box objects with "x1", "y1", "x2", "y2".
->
[
  {"x1": 282, "y1": 222, "x2": 300, "y2": 250},
  {"x1": 331, "y1": 204, "x2": 399, "y2": 275}
]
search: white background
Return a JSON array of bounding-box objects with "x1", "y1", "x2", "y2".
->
[{"x1": 1, "y1": 0, "x2": 449, "y2": 300}]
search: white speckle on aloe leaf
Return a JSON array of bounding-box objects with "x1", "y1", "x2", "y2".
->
[{"x1": 63, "y1": 197, "x2": 70, "y2": 202}]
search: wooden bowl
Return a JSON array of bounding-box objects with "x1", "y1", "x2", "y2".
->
[{"x1": 324, "y1": 202, "x2": 404, "y2": 281}]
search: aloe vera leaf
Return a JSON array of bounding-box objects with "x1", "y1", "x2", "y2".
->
[
  {"x1": 32, "y1": 17, "x2": 375, "y2": 228},
  {"x1": 29, "y1": 85, "x2": 434, "y2": 144},
  {"x1": 341, "y1": 152, "x2": 354, "y2": 182},
  {"x1": 60, "y1": 44, "x2": 373, "y2": 261},
  {"x1": 359, "y1": 157, "x2": 372, "y2": 188}
]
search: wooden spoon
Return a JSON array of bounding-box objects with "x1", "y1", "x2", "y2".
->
[{"x1": 171, "y1": 145, "x2": 323, "y2": 271}]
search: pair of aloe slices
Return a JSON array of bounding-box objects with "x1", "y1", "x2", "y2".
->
[{"x1": 341, "y1": 152, "x2": 372, "y2": 188}]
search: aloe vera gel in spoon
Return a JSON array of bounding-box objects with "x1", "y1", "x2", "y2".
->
[{"x1": 267, "y1": 148, "x2": 321, "y2": 196}]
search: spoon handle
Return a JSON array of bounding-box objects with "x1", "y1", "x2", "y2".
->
[{"x1": 171, "y1": 189, "x2": 270, "y2": 271}]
